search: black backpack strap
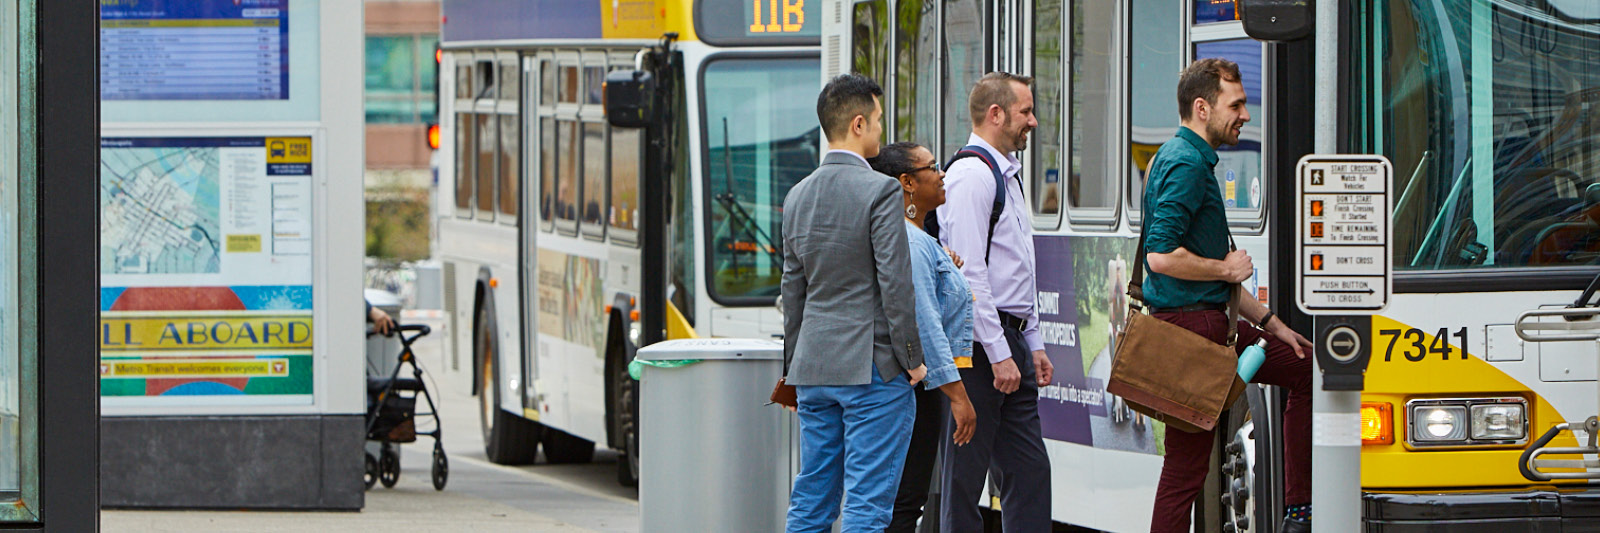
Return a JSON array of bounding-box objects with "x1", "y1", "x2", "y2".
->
[{"x1": 943, "y1": 145, "x2": 1007, "y2": 264}]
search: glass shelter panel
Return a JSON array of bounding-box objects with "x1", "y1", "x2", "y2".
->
[
  {"x1": 703, "y1": 57, "x2": 821, "y2": 302},
  {"x1": 0, "y1": 0, "x2": 23, "y2": 505},
  {"x1": 1350, "y1": 0, "x2": 1600, "y2": 269}
]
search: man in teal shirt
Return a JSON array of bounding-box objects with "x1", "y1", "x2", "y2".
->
[{"x1": 1139, "y1": 58, "x2": 1315, "y2": 533}]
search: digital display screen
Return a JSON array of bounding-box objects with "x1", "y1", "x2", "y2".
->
[
  {"x1": 100, "y1": 0, "x2": 291, "y2": 101},
  {"x1": 696, "y1": 0, "x2": 820, "y2": 46}
]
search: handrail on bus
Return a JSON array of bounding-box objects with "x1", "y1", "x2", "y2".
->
[{"x1": 1515, "y1": 308, "x2": 1600, "y2": 342}]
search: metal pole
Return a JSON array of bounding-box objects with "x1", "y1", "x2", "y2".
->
[{"x1": 1312, "y1": 1, "x2": 1361, "y2": 531}]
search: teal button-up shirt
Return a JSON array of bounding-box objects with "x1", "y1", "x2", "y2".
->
[{"x1": 1140, "y1": 126, "x2": 1233, "y2": 309}]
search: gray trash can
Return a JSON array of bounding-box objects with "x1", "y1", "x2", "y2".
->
[
  {"x1": 636, "y1": 338, "x2": 797, "y2": 533},
  {"x1": 364, "y1": 288, "x2": 403, "y2": 378}
]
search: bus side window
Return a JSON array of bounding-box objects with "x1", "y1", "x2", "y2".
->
[
  {"x1": 1030, "y1": 0, "x2": 1064, "y2": 228},
  {"x1": 455, "y1": 110, "x2": 474, "y2": 217},
  {"x1": 894, "y1": 0, "x2": 940, "y2": 152},
  {"x1": 1068, "y1": 0, "x2": 1119, "y2": 224},
  {"x1": 538, "y1": 57, "x2": 555, "y2": 232},
  {"x1": 498, "y1": 60, "x2": 519, "y2": 220}
]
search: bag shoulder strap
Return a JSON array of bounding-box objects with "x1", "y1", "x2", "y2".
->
[
  {"x1": 1129, "y1": 232, "x2": 1242, "y2": 347},
  {"x1": 943, "y1": 145, "x2": 1006, "y2": 264}
]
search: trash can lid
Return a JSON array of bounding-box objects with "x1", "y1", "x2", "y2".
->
[{"x1": 635, "y1": 338, "x2": 783, "y2": 361}]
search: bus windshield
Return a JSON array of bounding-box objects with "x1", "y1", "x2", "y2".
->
[
  {"x1": 1350, "y1": 0, "x2": 1600, "y2": 270},
  {"x1": 703, "y1": 57, "x2": 821, "y2": 303}
]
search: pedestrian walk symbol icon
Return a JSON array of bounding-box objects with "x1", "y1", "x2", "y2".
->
[{"x1": 1311, "y1": 169, "x2": 1325, "y2": 186}]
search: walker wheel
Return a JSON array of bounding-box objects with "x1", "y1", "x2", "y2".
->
[
  {"x1": 379, "y1": 447, "x2": 401, "y2": 488},
  {"x1": 364, "y1": 452, "x2": 379, "y2": 490},
  {"x1": 431, "y1": 446, "x2": 448, "y2": 491}
]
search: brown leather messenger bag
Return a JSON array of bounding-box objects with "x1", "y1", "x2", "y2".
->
[{"x1": 1105, "y1": 232, "x2": 1246, "y2": 433}]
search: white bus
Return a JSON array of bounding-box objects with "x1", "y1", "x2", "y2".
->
[
  {"x1": 436, "y1": 0, "x2": 821, "y2": 486},
  {"x1": 832, "y1": 0, "x2": 1600, "y2": 531}
]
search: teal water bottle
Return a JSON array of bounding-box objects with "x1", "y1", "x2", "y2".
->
[{"x1": 1237, "y1": 339, "x2": 1268, "y2": 382}]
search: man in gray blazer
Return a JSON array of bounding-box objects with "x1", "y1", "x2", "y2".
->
[{"x1": 782, "y1": 73, "x2": 927, "y2": 532}]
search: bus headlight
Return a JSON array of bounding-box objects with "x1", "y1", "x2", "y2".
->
[
  {"x1": 1407, "y1": 397, "x2": 1527, "y2": 447},
  {"x1": 1413, "y1": 405, "x2": 1467, "y2": 442},
  {"x1": 1470, "y1": 403, "x2": 1526, "y2": 440}
]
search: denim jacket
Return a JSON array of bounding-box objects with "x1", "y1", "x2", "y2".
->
[{"x1": 906, "y1": 220, "x2": 974, "y2": 390}]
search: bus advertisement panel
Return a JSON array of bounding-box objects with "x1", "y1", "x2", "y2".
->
[{"x1": 99, "y1": 136, "x2": 315, "y2": 406}]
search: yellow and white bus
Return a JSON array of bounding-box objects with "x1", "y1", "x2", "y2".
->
[
  {"x1": 833, "y1": 0, "x2": 1600, "y2": 531},
  {"x1": 436, "y1": 0, "x2": 820, "y2": 486}
]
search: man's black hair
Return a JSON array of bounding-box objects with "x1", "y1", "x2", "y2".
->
[{"x1": 817, "y1": 73, "x2": 883, "y2": 141}]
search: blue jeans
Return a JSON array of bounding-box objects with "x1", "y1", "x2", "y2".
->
[{"x1": 786, "y1": 367, "x2": 916, "y2": 533}]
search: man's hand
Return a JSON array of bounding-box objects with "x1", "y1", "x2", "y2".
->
[
  {"x1": 1221, "y1": 249, "x2": 1254, "y2": 283},
  {"x1": 943, "y1": 384, "x2": 978, "y2": 446},
  {"x1": 1033, "y1": 350, "x2": 1053, "y2": 386},
  {"x1": 369, "y1": 306, "x2": 395, "y2": 335},
  {"x1": 1267, "y1": 317, "x2": 1313, "y2": 359},
  {"x1": 907, "y1": 364, "x2": 927, "y2": 386},
  {"x1": 944, "y1": 245, "x2": 964, "y2": 269},
  {"x1": 993, "y1": 357, "x2": 1021, "y2": 394}
]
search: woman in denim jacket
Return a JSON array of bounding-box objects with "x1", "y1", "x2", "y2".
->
[{"x1": 870, "y1": 142, "x2": 978, "y2": 532}]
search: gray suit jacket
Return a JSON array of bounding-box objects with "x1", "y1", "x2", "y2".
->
[{"x1": 781, "y1": 151, "x2": 924, "y2": 386}]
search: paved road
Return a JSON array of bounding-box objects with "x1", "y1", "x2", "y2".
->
[{"x1": 102, "y1": 314, "x2": 642, "y2": 532}]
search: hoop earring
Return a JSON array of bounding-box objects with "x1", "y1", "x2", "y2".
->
[{"x1": 905, "y1": 203, "x2": 917, "y2": 219}]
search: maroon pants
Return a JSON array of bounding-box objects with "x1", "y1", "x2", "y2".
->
[{"x1": 1148, "y1": 310, "x2": 1311, "y2": 533}]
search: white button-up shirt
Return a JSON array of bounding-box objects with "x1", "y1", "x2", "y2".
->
[{"x1": 935, "y1": 134, "x2": 1042, "y2": 363}]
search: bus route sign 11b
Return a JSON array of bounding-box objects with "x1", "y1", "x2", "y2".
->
[
  {"x1": 1296, "y1": 154, "x2": 1393, "y2": 315},
  {"x1": 696, "y1": 0, "x2": 820, "y2": 46}
]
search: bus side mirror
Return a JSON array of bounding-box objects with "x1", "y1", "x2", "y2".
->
[
  {"x1": 1239, "y1": 0, "x2": 1314, "y2": 42},
  {"x1": 605, "y1": 69, "x2": 655, "y2": 128}
]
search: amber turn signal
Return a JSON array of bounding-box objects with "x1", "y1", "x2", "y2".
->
[{"x1": 1362, "y1": 402, "x2": 1394, "y2": 445}]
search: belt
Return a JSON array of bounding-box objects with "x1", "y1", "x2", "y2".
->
[
  {"x1": 999, "y1": 312, "x2": 1027, "y2": 330},
  {"x1": 1151, "y1": 302, "x2": 1226, "y2": 313}
]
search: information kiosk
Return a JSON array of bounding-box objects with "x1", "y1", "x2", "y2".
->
[{"x1": 98, "y1": 0, "x2": 368, "y2": 509}]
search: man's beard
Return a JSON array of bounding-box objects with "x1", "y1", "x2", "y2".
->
[
  {"x1": 1003, "y1": 115, "x2": 1031, "y2": 152},
  {"x1": 1207, "y1": 118, "x2": 1239, "y2": 147}
]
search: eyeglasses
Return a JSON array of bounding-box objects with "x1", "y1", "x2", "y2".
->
[{"x1": 908, "y1": 162, "x2": 941, "y2": 174}]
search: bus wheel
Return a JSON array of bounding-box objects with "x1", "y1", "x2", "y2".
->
[
  {"x1": 1220, "y1": 421, "x2": 1256, "y2": 532},
  {"x1": 614, "y1": 358, "x2": 640, "y2": 486},
  {"x1": 477, "y1": 300, "x2": 539, "y2": 465},
  {"x1": 541, "y1": 426, "x2": 595, "y2": 464}
]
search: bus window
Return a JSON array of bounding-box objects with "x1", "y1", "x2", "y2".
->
[
  {"x1": 610, "y1": 125, "x2": 641, "y2": 235},
  {"x1": 455, "y1": 112, "x2": 474, "y2": 215},
  {"x1": 1068, "y1": 0, "x2": 1118, "y2": 220},
  {"x1": 895, "y1": 0, "x2": 939, "y2": 150},
  {"x1": 1032, "y1": 0, "x2": 1064, "y2": 222},
  {"x1": 540, "y1": 117, "x2": 556, "y2": 228},
  {"x1": 581, "y1": 121, "x2": 607, "y2": 236},
  {"x1": 854, "y1": 0, "x2": 890, "y2": 139},
  {"x1": 703, "y1": 57, "x2": 821, "y2": 303},
  {"x1": 1193, "y1": 39, "x2": 1264, "y2": 221},
  {"x1": 559, "y1": 65, "x2": 579, "y2": 104},
  {"x1": 1125, "y1": 0, "x2": 1181, "y2": 226},
  {"x1": 476, "y1": 113, "x2": 497, "y2": 221},
  {"x1": 556, "y1": 119, "x2": 580, "y2": 230},
  {"x1": 942, "y1": 0, "x2": 988, "y2": 158},
  {"x1": 1350, "y1": 0, "x2": 1600, "y2": 270},
  {"x1": 539, "y1": 58, "x2": 555, "y2": 107},
  {"x1": 456, "y1": 62, "x2": 473, "y2": 101},
  {"x1": 498, "y1": 113, "x2": 518, "y2": 218}
]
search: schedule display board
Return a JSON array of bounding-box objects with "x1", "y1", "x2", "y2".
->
[
  {"x1": 99, "y1": 136, "x2": 315, "y2": 406},
  {"x1": 101, "y1": 0, "x2": 290, "y2": 101}
]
